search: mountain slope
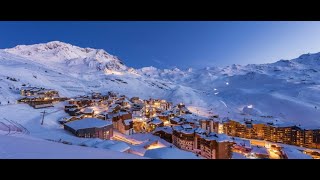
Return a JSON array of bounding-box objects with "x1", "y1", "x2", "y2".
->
[{"x1": 1, "y1": 41, "x2": 320, "y2": 129}]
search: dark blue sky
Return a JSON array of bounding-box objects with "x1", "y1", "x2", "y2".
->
[{"x1": 1, "y1": 21, "x2": 320, "y2": 69}]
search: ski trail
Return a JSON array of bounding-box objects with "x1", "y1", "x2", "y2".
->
[{"x1": 219, "y1": 100, "x2": 228, "y2": 108}]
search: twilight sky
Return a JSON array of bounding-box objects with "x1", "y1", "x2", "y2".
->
[{"x1": 1, "y1": 21, "x2": 320, "y2": 69}]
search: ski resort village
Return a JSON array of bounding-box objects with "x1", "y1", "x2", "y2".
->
[
  {"x1": 1, "y1": 41, "x2": 320, "y2": 159},
  {"x1": 0, "y1": 85, "x2": 318, "y2": 159}
]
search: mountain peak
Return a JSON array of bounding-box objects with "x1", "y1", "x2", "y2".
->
[{"x1": 3, "y1": 41, "x2": 128, "y2": 72}]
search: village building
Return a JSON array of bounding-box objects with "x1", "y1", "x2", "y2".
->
[
  {"x1": 64, "y1": 118, "x2": 113, "y2": 139},
  {"x1": 198, "y1": 132, "x2": 233, "y2": 159},
  {"x1": 112, "y1": 111, "x2": 134, "y2": 135},
  {"x1": 172, "y1": 124, "x2": 233, "y2": 159},
  {"x1": 81, "y1": 107, "x2": 95, "y2": 118},
  {"x1": 148, "y1": 118, "x2": 164, "y2": 132},
  {"x1": 153, "y1": 126, "x2": 173, "y2": 143}
]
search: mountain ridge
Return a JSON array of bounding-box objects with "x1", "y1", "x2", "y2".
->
[{"x1": 1, "y1": 41, "x2": 320, "y2": 129}]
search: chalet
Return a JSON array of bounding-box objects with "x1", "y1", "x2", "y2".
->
[
  {"x1": 58, "y1": 115, "x2": 84, "y2": 124},
  {"x1": 20, "y1": 87, "x2": 41, "y2": 96},
  {"x1": 132, "y1": 107, "x2": 144, "y2": 116},
  {"x1": 108, "y1": 104, "x2": 121, "y2": 114},
  {"x1": 157, "y1": 111, "x2": 173, "y2": 122},
  {"x1": 82, "y1": 108, "x2": 95, "y2": 118},
  {"x1": 121, "y1": 119, "x2": 134, "y2": 135},
  {"x1": 170, "y1": 117, "x2": 184, "y2": 125},
  {"x1": 148, "y1": 118, "x2": 164, "y2": 131},
  {"x1": 68, "y1": 97, "x2": 93, "y2": 108},
  {"x1": 64, "y1": 118, "x2": 113, "y2": 139},
  {"x1": 112, "y1": 112, "x2": 133, "y2": 134},
  {"x1": 92, "y1": 99, "x2": 103, "y2": 106},
  {"x1": 92, "y1": 92, "x2": 102, "y2": 99},
  {"x1": 65, "y1": 104, "x2": 79, "y2": 111},
  {"x1": 32, "y1": 102, "x2": 54, "y2": 109},
  {"x1": 66, "y1": 108, "x2": 81, "y2": 116},
  {"x1": 108, "y1": 91, "x2": 118, "y2": 99},
  {"x1": 130, "y1": 97, "x2": 143, "y2": 104}
]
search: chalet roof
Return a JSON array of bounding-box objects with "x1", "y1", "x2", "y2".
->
[
  {"x1": 119, "y1": 111, "x2": 131, "y2": 116},
  {"x1": 181, "y1": 124, "x2": 192, "y2": 129},
  {"x1": 194, "y1": 127, "x2": 206, "y2": 134},
  {"x1": 65, "y1": 118, "x2": 112, "y2": 131},
  {"x1": 150, "y1": 118, "x2": 163, "y2": 125},
  {"x1": 170, "y1": 117, "x2": 183, "y2": 123},
  {"x1": 99, "y1": 111, "x2": 109, "y2": 116},
  {"x1": 109, "y1": 104, "x2": 120, "y2": 109},
  {"x1": 153, "y1": 127, "x2": 173, "y2": 134},
  {"x1": 173, "y1": 125, "x2": 194, "y2": 134},
  {"x1": 83, "y1": 108, "x2": 94, "y2": 114}
]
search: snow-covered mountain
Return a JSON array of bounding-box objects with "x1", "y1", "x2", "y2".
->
[{"x1": 1, "y1": 41, "x2": 320, "y2": 129}]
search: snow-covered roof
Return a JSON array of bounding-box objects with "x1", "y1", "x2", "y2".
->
[
  {"x1": 80, "y1": 138, "x2": 104, "y2": 147},
  {"x1": 106, "y1": 142, "x2": 130, "y2": 152},
  {"x1": 119, "y1": 111, "x2": 130, "y2": 116},
  {"x1": 202, "y1": 132, "x2": 232, "y2": 142},
  {"x1": 65, "y1": 118, "x2": 112, "y2": 131},
  {"x1": 282, "y1": 147, "x2": 312, "y2": 159},
  {"x1": 94, "y1": 140, "x2": 130, "y2": 152},
  {"x1": 194, "y1": 127, "x2": 206, "y2": 134},
  {"x1": 124, "y1": 119, "x2": 133, "y2": 126},
  {"x1": 150, "y1": 118, "x2": 162, "y2": 125},
  {"x1": 144, "y1": 147, "x2": 200, "y2": 159},
  {"x1": 94, "y1": 140, "x2": 116, "y2": 149},
  {"x1": 171, "y1": 117, "x2": 182, "y2": 123},
  {"x1": 154, "y1": 127, "x2": 173, "y2": 134},
  {"x1": 82, "y1": 108, "x2": 94, "y2": 114},
  {"x1": 181, "y1": 124, "x2": 192, "y2": 129}
]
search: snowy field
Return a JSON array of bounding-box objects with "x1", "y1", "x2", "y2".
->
[{"x1": 1, "y1": 41, "x2": 320, "y2": 158}]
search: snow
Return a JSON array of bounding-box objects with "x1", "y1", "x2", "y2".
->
[
  {"x1": 124, "y1": 119, "x2": 132, "y2": 126},
  {"x1": 2, "y1": 41, "x2": 320, "y2": 158},
  {"x1": 282, "y1": 146, "x2": 312, "y2": 159},
  {"x1": 144, "y1": 147, "x2": 201, "y2": 159},
  {"x1": 150, "y1": 118, "x2": 162, "y2": 125},
  {"x1": 232, "y1": 152, "x2": 248, "y2": 159},
  {"x1": 82, "y1": 107, "x2": 94, "y2": 114},
  {"x1": 181, "y1": 124, "x2": 192, "y2": 129},
  {"x1": 64, "y1": 118, "x2": 112, "y2": 131},
  {"x1": 154, "y1": 126, "x2": 173, "y2": 134},
  {"x1": 94, "y1": 140, "x2": 116, "y2": 148},
  {"x1": 106, "y1": 142, "x2": 131, "y2": 152},
  {"x1": 80, "y1": 138, "x2": 104, "y2": 147},
  {"x1": 0, "y1": 134, "x2": 145, "y2": 159},
  {"x1": 203, "y1": 132, "x2": 232, "y2": 142},
  {"x1": 251, "y1": 145, "x2": 268, "y2": 155}
]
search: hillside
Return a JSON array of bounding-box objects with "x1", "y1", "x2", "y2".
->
[{"x1": 1, "y1": 41, "x2": 320, "y2": 129}]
